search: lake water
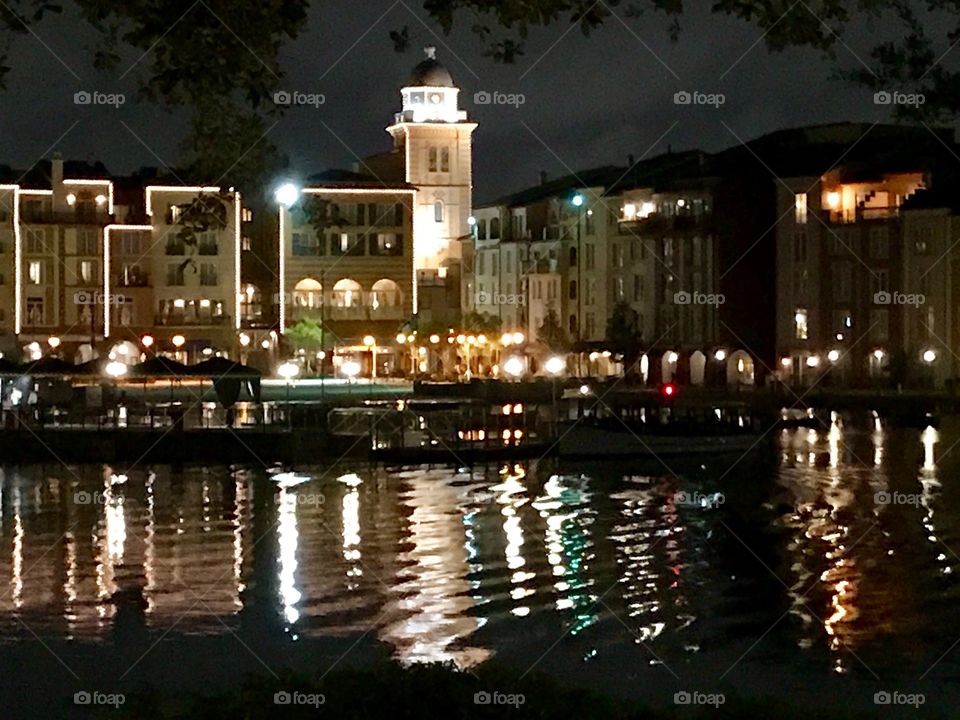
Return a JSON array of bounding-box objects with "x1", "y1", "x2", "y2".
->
[{"x1": 2, "y1": 416, "x2": 960, "y2": 717}]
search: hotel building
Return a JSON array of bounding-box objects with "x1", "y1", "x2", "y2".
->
[
  {"x1": 0, "y1": 156, "x2": 246, "y2": 362},
  {"x1": 277, "y1": 47, "x2": 475, "y2": 368}
]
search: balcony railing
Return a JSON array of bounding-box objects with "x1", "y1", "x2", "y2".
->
[
  {"x1": 153, "y1": 315, "x2": 231, "y2": 327},
  {"x1": 115, "y1": 272, "x2": 151, "y2": 288}
]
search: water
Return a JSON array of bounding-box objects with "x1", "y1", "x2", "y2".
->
[{"x1": 2, "y1": 417, "x2": 960, "y2": 716}]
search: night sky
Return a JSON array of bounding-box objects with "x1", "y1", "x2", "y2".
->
[{"x1": 0, "y1": 1, "x2": 921, "y2": 201}]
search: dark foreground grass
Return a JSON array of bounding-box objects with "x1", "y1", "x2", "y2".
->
[{"x1": 94, "y1": 661, "x2": 906, "y2": 720}]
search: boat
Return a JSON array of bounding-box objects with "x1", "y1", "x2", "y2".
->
[{"x1": 557, "y1": 393, "x2": 764, "y2": 459}]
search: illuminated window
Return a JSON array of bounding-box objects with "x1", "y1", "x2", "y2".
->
[
  {"x1": 79, "y1": 259, "x2": 95, "y2": 284},
  {"x1": 794, "y1": 193, "x2": 807, "y2": 224},
  {"x1": 794, "y1": 308, "x2": 808, "y2": 340},
  {"x1": 28, "y1": 260, "x2": 42, "y2": 284}
]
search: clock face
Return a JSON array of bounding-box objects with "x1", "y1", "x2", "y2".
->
[{"x1": 429, "y1": 93, "x2": 443, "y2": 104}]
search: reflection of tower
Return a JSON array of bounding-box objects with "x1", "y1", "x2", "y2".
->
[
  {"x1": 387, "y1": 47, "x2": 477, "y2": 322},
  {"x1": 380, "y1": 471, "x2": 487, "y2": 666}
]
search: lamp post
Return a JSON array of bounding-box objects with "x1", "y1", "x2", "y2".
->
[
  {"x1": 571, "y1": 193, "x2": 584, "y2": 375},
  {"x1": 277, "y1": 361, "x2": 299, "y2": 429},
  {"x1": 105, "y1": 360, "x2": 128, "y2": 428},
  {"x1": 363, "y1": 335, "x2": 376, "y2": 380},
  {"x1": 172, "y1": 334, "x2": 186, "y2": 363},
  {"x1": 342, "y1": 359, "x2": 361, "y2": 399},
  {"x1": 545, "y1": 354, "x2": 566, "y2": 437}
]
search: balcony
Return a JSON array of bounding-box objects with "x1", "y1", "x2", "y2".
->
[
  {"x1": 21, "y1": 209, "x2": 111, "y2": 225},
  {"x1": 822, "y1": 207, "x2": 900, "y2": 224},
  {"x1": 154, "y1": 314, "x2": 231, "y2": 327},
  {"x1": 619, "y1": 213, "x2": 712, "y2": 234},
  {"x1": 115, "y1": 272, "x2": 151, "y2": 288}
]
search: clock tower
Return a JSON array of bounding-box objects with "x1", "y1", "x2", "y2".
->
[{"x1": 387, "y1": 47, "x2": 477, "y2": 283}]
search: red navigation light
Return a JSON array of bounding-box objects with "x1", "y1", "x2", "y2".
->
[{"x1": 662, "y1": 383, "x2": 676, "y2": 397}]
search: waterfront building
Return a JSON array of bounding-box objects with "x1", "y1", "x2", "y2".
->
[
  {"x1": 772, "y1": 123, "x2": 953, "y2": 388},
  {"x1": 0, "y1": 156, "x2": 247, "y2": 363},
  {"x1": 277, "y1": 47, "x2": 475, "y2": 376}
]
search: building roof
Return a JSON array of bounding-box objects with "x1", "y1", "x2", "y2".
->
[
  {"x1": 305, "y1": 168, "x2": 416, "y2": 191},
  {"x1": 479, "y1": 165, "x2": 627, "y2": 208},
  {"x1": 901, "y1": 183, "x2": 960, "y2": 213},
  {"x1": 408, "y1": 47, "x2": 454, "y2": 87},
  {"x1": 713, "y1": 121, "x2": 955, "y2": 179}
]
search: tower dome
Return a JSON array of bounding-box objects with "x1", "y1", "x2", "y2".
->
[{"x1": 408, "y1": 47, "x2": 454, "y2": 87}]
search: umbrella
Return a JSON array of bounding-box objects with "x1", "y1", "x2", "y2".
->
[
  {"x1": 187, "y1": 357, "x2": 262, "y2": 407},
  {"x1": 18, "y1": 356, "x2": 77, "y2": 376},
  {"x1": 129, "y1": 356, "x2": 189, "y2": 378},
  {"x1": 187, "y1": 357, "x2": 261, "y2": 378}
]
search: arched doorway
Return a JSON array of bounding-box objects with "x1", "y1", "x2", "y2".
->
[
  {"x1": 726, "y1": 350, "x2": 755, "y2": 385},
  {"x1": 370, "y1": 279, "x2": 401, "y2": 309},
  {"x1": 331, "y1": 278, "x2": 362, "y2": 307},
  {"x1": 661, "y1": 351, "x2": 678, "y2": 384},
  {"x1": 293, "y1": 278, "x2": 323, "y2": 310}
]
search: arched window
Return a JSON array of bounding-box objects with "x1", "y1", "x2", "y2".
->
[
  {"x1": 568, "y1": 280, "x2": 577, "y2": 300},
  {"x1": 569, "y1": 246, "x2": 577, "y2": 266},
  {"x1": 489, "y1": 217, "x2": 500, "y2": 238},
  {"x1": 477, "y1": 218, "x2": 487, "y2": 240},
  {"x1": 440, "y1": 147, "x2": 450, "y2": 172},
  {"x1": 428, "y1": 147, "x2": 438, "y2": 172},
  {"x1": 293, "y1": 278, "x2": 322, "y2": 308},
  {"x1": 332, "y1": 278, "x2": 362, "y2": 307},
  {"x1": 434, "y1": 201, "x2": 444, "y2": 223},
  {"x1": 568, "y1": 314, "x2": 578, "y2": 334},
  {"x1": 371, "y1": 279, "x2": 401, "y2": 309}
]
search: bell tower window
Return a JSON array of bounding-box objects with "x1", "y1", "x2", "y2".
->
[
  {"x1": 428, "y1": 147, "x2": 438, "y2": 172},
  {"x1": 440, "y1": 147, "x2": 450, "y2": 172}
]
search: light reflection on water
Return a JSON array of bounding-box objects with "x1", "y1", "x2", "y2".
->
[{"x1": 0, "y1": 420, "x2": 958, "y2": 685}]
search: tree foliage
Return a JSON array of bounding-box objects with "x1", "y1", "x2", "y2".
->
[
  {"x1": 605, "y1": 300, "x2": 642, "y2": 364},
  {"x1": 537, "y1": 308, "x2": 568, "y2": 352},
  {"x1": 1, "y1": 0, "x2": 959, "y2": 190},
  {"x1": 284, "y1": 317, "x2": 325, "y2": 352}
]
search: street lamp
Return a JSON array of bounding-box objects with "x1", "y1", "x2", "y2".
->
[
  {"x1": 274, "y1": 182, "x2": 301, "y2": 208},
  {"x1": 105, "y1": 360, "x2": 127, "y2": 379},
  {"x1": 923, "y1": 349, "x2": 937, "y2": 363},
  {"x1": 172, "y1": 334, "x2": 186, "y2": 362},
  {"x1": 503, "y1": 356, "x2": 524, "y2": 379},
  {"x1": 47, "y1": 336, "x2": 61, "y2": 350},
  {"x1": 714, "y1": 349, "x2": 726, "y2": 362},
  {"x1": 827, "y1": 349, "x2": 840, "y2": 363},
  {"x1": 278, "y1": 361, "x2": 299, "y2": 428}
]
